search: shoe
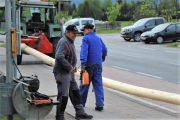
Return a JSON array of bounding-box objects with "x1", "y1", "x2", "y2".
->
[
  {"x1": 75, "y1": 113, "x2": 93, "y2": 119},
  {"x1": 95, "y1": 106, "x2": 103, "y2": 111}
]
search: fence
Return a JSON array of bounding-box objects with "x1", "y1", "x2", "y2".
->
[{"x1": 95, "y1": 21, "x2": 121, "y2": 31}]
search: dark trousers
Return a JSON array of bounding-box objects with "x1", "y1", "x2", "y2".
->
[
  {"x1": 79, "y1": 64, "x2": 104, "y2": 107},
  {"x1": 54, "y1": 72, "x2": 84, "y2": 120}
]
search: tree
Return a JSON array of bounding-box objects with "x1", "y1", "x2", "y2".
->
[
  {"x1": 101, "y1": 0, "x2": 112, "y2": 21},
  {"x1": 106, "y1": 2, "x2": 121, "y2": 28},
  {"x1": 134, "y1": 0, "x2": 157, "y2": 20}
]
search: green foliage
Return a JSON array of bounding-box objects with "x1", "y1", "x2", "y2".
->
[
  {"x1": 0, "y1": 43, "x2": 6, "y2": 47},
  {"x1": 167, "y1": 42, "x2": 180, "y2": 48},
  {"x1": 77, "y1": 0, "x2": 103, "y2": 19},
  {"x1": 96, "y1": 27, "x2": 120, "y2": 34},
  {"x1": 134, "y1": 0, "x2": 157, "y2": 20},
  {"x1": 106, "y1": 2, "x2": 121, "y2": 25},
  {"x1": 54, "y1": 11, "x2": 70, "y2": 24}
]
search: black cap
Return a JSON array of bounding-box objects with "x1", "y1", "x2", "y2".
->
[
  {"x1": 81, "y1": 24, "x2": 94, "y2": 31},
  {"x1": 66, "y1": 25, "x2": 78, "y2": 33}
]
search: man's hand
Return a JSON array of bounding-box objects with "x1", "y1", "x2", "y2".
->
[
  {"x1": 102, "y1": 56, "x2": 106, "y2": 62},
  {"x1": 69, "y1": 67, "x2": 74, "y2": 73},
  {"x1": 73, "y1": 66, "x2": 77, "y2": 72}
]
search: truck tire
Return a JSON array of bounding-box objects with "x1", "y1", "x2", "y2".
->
[
  {"x1": 17, "y1": 54, "x2": 22, "y2": 65},
  {"x1": 133, "y1": 32, "x2": 141, "y2": 42},
  {"x1": 52, "y1": 38, "x2": 59, "y2": 58}
]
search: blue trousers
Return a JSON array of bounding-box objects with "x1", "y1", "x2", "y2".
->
[{"x1": 79, "y1": 64, "x2": 104, "y2": 107}]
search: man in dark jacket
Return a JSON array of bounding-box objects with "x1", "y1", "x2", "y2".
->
[
  {"x1": 53, "y1": 25, "x2": 93, "y2": 120},
  {"x1": 79, "y1": 24, "x2": 108, "y2": 111}
]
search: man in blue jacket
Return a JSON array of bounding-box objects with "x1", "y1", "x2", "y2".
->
[
  {"x1": 79, "y1": 24, "x2": 108, "y2": 111},
  {"x1": 53, "y1": 25, "x2": 93, "y2": 120}
]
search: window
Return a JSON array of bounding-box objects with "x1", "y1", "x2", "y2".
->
[
  {"x1": 156, "y1": 19, "x2": 164, "y2": 25},
  {"x1": 166, "y1": 24, "x2": 176, "y2": 32},
  {"x1": 82, "y1": 20, "x2": 93, "y2": 25},
  {"x1": 74, "y1": 21, "x2": 79, "y2": 26},
  {"x1": 146, "y1": 20, "x2": 155, "y2": 27},
  {"x1": 176, "y1": 24, "x2": 180, "y2": 31}
]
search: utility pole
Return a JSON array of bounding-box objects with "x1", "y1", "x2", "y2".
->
[
  {"x1": 12, "y1": 0, "x2": 17, "y2": 79},
  {"x1": 5, "y1": 0, "x2": 13, "y2": 119}
]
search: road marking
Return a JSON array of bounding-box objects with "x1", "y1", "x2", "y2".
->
[
  {"x1": 122, "y1": 54, "x2": 141, "y2": 58},
  {"x1": 166, "y1": 51, "x2": 179, "y2": 54},
  {"x1": 137, "y1": 72, "x2": 163, "y2": 79},
  {"x1": 106, "y1": 43, "x2": 116, "y2": 46},
  {"x1": 169, "y1": 62, "x2": 180, "y2": 66},
  {"x1": 112, "y1": 66, "x2": 129, "y2": 71},
  {"x1": 141, "y1": 47, "x2": 155, "y2": 50}
]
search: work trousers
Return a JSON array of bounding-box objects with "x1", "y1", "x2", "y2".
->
[
  {"x1": 54, "y1": 72, "x2": 84, "y2": 120},
  {"x1": 79, "y1": 64, "x2": 104, "y2": 107}
]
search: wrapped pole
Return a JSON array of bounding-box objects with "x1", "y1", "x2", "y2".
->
[{"x1": 21, "y1": 43, "x2": 180, "y2": 105}]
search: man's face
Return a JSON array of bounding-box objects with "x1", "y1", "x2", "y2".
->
[{"x1": 66, "y1": 31, "x2": 77, "y2": 41}]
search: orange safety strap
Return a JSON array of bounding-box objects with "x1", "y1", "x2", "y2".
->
[{"x1": 31, "y1": 99, "x2": 51, "y2": 104}]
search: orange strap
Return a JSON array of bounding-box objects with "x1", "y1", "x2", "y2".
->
[
  {"x1": 31, "y1": 99, "x2": 51, "y2": 104},
  {"x1": 82, "y1": 70, "x2": 89, "y2": 85}
]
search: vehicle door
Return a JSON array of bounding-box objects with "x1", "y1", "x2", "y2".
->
[
  {"x1": 164, "y1": 24, "x2": 176, "y2": 40},
  {"x1": 176, "y1": 23, "x2": 180, "y2": 39},
  {"x1": 143, "y1": 19, "x2": 155, "y2": 32},
  {"x1": 73, "y1": 20, "x2": 80, "y2": 32}
]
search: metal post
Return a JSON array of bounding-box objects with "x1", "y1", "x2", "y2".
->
[
  {"x1": 5, "y1": 0, "x2": 13, "y2": 120},
  {"x1": 58, "y1": 0, "x2": 61, "y2": 24},
  {"x1": 12, "y1": 0, "x2": 17, "y2": 78}
]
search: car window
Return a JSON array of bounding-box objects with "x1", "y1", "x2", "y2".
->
[
  {"x1": 145, "y1": 20, "x2": 155, "y2": 27},
  {"x1": 74, "y1": 21, "x2": 79, "y2": 26},
  {"x1": 155, "y1": 19, "x2": 164, "y2": 25},
  {"x1": 82, "y1": 20, "x2": 93, "y2": 25},
  {"x1": 176, "y1": 23, "x2": 180, "y2": 31},
  {"x1": 166, "y1": 24, "x2": 176, "y2": 32}
]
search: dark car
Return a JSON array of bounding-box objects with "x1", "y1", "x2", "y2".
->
[
  {"x1": 140, "y1": 22, "x2": 180, "y2": 44},
  {"x1": 120, "y1": 17, "x2": 166, "y2": 42}
]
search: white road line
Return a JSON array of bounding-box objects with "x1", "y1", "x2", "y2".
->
[
  {"x1": 137, "y1": 72, "x2": 163, "y2": 79},
  {"x1": 106, "y1": 43, "x2": 116, "y2": 46},
  {"x1": 169, "y1": 62, "x2": 180, "y2": 66},
  {"x1": 165, "y1": 51, "x2": 178, "y2": 54},
  {"x1": 141, "y1": 47, "x2": 155, "y2": 50},
  {"x1": 122, "y1": 54, "x2": 141, "y2": 58},
  {"x1": 112, "y1": 66, "x2": 129, "y2": 71}
]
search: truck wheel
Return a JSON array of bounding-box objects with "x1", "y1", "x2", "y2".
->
[
  {"x1": 52, "y1": 38, "x2": 59, "y2": 58},
  {"x1": 17, "y1": 54, "x2": 22, "y2": 65}
]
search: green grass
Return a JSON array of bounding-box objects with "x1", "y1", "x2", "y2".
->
[
  {"x1": 167, "y1": 42, "x2": 180, "y2": 48},
  {"x1": 0, "y1": 114, "x2": 24, "y2": 120},
  {"x1": 120, "y1": 21, "x2": 134, "y2": 27},
  {"x1": 0, "y1": 43, "x2": 6, "y2": 47},
  {"x1": 96, "y1": 28, "x2": 121, "y2": 34}
]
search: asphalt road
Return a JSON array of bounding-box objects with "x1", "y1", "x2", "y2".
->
[{"x1": 75, "y1": 33, "x2": 180, "y2": 84}]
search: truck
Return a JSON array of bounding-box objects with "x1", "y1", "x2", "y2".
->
[{"x1": 0, "y1": 0, "x2": 63, "y2": 65}]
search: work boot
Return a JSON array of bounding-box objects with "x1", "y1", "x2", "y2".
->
[
  {"x1": 75, "y1": 113, "x2": 93, "y2": 119},
  {"x1": 95, "y1": 106, "x2": 103, "y2": 111}
]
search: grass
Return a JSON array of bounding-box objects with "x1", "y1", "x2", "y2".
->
[
  {"x1": 0, "y1": 114, "x2": 24, "y2": 120},
  {"x1": 96, "y1": 28, "x2": 120, "y2": 34},
  {"x1": 0, "y1": 43, "x2": 6, "y2": 47},
  {"x1": 167, "y1": 42, "x2": 180, "y2": 48}
]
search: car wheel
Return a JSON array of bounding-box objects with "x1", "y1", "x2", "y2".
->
[
  {"x1": 133, "y1": 32, "x2": 141, "y2": 42},
  {"x1": 123, "y1": 37, "x2": 131, "y2": 41},
  {"x1": 156, "y1": 36, "x2": 164, "y2": 44}
]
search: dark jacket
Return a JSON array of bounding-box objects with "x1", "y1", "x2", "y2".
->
[{"x1": 53, "y1": 36, "x2": 77, "y2": 74}]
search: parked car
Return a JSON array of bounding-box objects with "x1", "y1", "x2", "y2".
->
[
  {"x1": 63, "y1": 18, "x2": 96, "y2": 35},
  {"x1": 140, "y1": 22, "x2": 180, "y2": 44},
  {"x1": 120, "y1": 17, "x2": 166, "y2": 42}
]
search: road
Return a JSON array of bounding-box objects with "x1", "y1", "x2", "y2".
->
[
  {"x1": 0, "y1": 33, "x2": 180, "y2": 112},
  {"x1": 75, "y1": 34, "x2": 180, "y2": 84}
]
